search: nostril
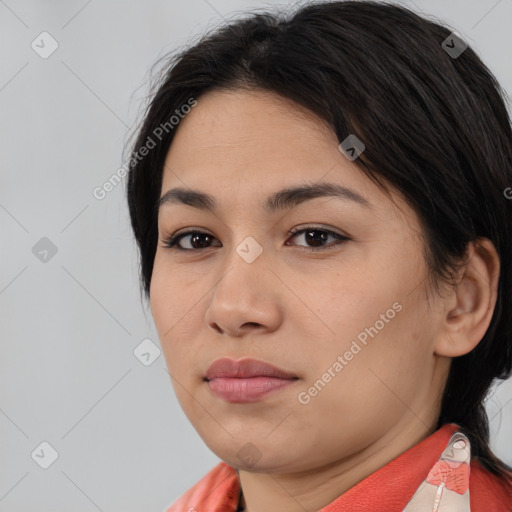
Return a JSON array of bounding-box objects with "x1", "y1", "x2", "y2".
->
[{"x1": 243, "y1": 322, "x2": 261, "y2": 328}]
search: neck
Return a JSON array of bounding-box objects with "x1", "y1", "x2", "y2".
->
[{"x1": 236, "y1": 417, "x2": 437, "y2": 512}]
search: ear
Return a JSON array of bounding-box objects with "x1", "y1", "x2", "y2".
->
[{"x1": 434, "y1": 238, "x2": 500, "y2": 358}]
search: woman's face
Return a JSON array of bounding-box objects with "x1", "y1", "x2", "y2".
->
[{"x1": 150, "y1": 88, "x2": 450, "y2": 473}]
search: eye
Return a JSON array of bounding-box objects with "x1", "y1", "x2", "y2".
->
[
  {"x1": 161, "y1": 230, "x2": 221, "y2": 251},
  {"x1": 160, "y1": 225, "x2": 349, "y2": 252},
  {"x1": 286, "y1": 225, "x2": 349, "y2": 251}
]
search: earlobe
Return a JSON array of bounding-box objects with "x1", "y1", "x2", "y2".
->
[{"x1": 434, "y1": 238, "x2": 500, "y2": 358}]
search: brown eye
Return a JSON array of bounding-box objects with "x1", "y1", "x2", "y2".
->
[
  {"x1": 162, "y1": 230, "x2": 221, "y2": 251},
  {"x1": 287, "y1": 227, "x2": 349, "y2": 251}
]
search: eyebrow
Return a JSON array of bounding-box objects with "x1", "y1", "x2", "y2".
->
[{"x1": 157, "y1": 182, "x2": 374, "y2": 213}]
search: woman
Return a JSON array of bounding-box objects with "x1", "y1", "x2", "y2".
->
[{"x1": 126, "y1": 1, "x2": 512, "y2": 510}]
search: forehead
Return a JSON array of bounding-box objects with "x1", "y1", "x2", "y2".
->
[
  {"x1": 164, "y1": 90, "x2": 350, "y2": 178},
  {"x1": 164, "y1": 88, "x2": 338, "y2": 166},
  {"x1": 160, "y1": 88, "x2": 409, "y2": 222}
]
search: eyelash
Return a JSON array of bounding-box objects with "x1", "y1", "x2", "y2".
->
[{"x1": 160, "y1": 225, "x2": 350, "y2": 252}]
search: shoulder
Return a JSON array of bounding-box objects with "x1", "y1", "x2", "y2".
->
[
  {"x1": 470, "y1": 459, "x2": 512, "y2": 510},
  {"x1": 163, "y1": 462, "x2": 240, "y2": 512}
]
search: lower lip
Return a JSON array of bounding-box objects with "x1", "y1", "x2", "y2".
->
[{"x1": 206, "y1": 376, "x2": 297, "y2": 403}]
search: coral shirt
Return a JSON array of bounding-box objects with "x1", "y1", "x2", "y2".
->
[{"x1": 164, "y1": 423, "x2": 512, "y2": 511}]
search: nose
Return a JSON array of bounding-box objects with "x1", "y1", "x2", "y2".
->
[{"x1": 203, "y1": 248, "x2": 282, "y2": 337}]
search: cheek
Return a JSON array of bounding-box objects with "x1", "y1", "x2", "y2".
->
[
  {"x1": 150, "y1": 255, "x2": 211, "y2": 378},
  {"x1": 293, "y1": 305, "x2": 431, "y2": 447},
  {"x1": 150, "y1": 257, "x2": 191, "y2": 355},
  {"x1": 150, "y1": 253, "x2": 196, "y2": 322},
  {"x1": 304, "y1": 263, "x2": 432, "y2": 399},
  {"x1": 149, "y1": 259, "x2": 175, "y2": 334},
  {"x1": 312, "y1": 271, "x2": 400, "y2": 348}
]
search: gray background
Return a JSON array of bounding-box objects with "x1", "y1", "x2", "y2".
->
[{"x1": 1, "y1": 0, "x2": 511, "y2": 510}]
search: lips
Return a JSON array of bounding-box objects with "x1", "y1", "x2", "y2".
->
[
  {"x1": 204, "y1": 357, "x2": 299, "y2": 403},
  {"x1": 204, "y1": 357, "x2": 298, "y2": 380}
]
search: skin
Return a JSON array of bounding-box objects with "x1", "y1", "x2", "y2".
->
[{"x1": 149, "y1": 88, "x2": 500, "y2": 512}]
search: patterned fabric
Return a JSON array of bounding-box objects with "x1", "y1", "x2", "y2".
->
[
  {"x1": 402, "y1": 432, "x2": 471, "y2": 510},
  {"x1": 164, "y1": 423, "x2": 512, "y2": 511}
]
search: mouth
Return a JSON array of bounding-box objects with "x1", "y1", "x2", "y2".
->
[{"x1": 204, "y1": 357, "x2": 299, "y2": 403}]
